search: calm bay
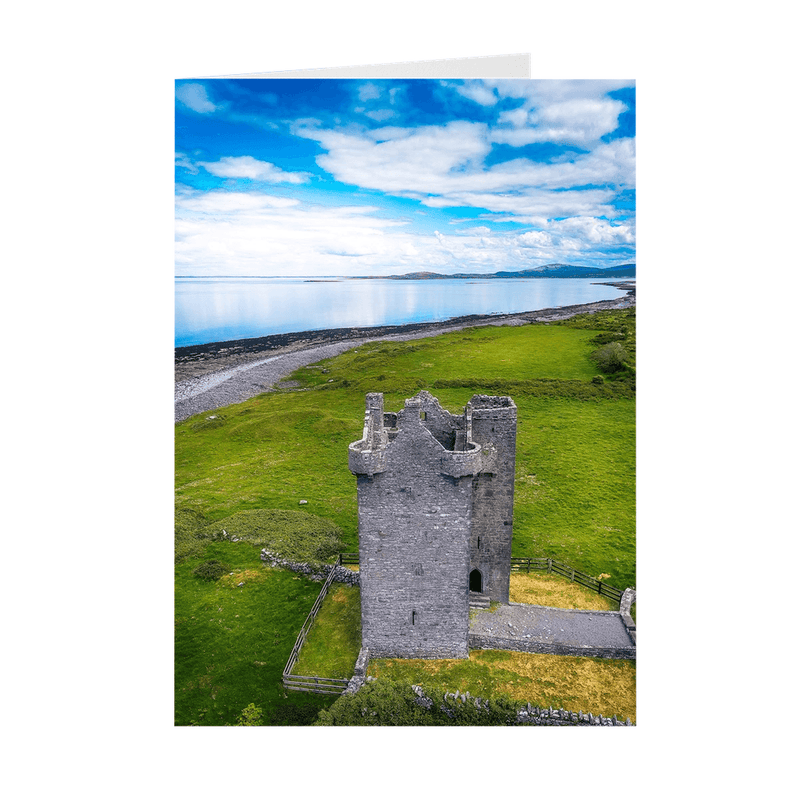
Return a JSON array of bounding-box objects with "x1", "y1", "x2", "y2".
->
[{"x1": 175, "y1": 277, "x2": 631, "y2": 348}]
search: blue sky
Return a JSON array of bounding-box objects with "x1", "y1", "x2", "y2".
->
[{"x1": 175, "y1": 78, "x2": 635, "y2": 276}]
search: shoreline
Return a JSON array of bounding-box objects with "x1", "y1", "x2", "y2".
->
[{"x1": 175, "y1": 284, "x2": 634, "y2": 422}]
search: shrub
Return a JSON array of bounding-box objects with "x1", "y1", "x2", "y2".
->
[
  {"x1": 590, "y1": 331, "x2": 626, "y2": 346},
  {"x1": 591, "y1": 342, "x2": 629, "y2": 373},
  {"x1": 591, "y1": 375, "x2": 605, "y2": 385},
  {"x1": 192, "y1": 559, "x2": 229, "y2": 581},
  {"x1": 314, "y1": 679, "x2": 523, "y2": 726},
  {"x1": 236, "y1": 703, "x2": 264, "y2": 726}
]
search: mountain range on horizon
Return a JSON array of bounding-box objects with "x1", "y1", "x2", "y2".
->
[{"x1": 361, "y1": 263, "x2": 636, "y2": 281}]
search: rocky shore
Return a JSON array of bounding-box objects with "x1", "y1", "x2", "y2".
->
[{"x1": 175, "y1": 284, "x2": 634, "y2": 422}]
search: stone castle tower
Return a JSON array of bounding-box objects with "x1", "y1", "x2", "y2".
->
[{"x1": 348, "y1": 391, "x2": 517, "y2": 659}]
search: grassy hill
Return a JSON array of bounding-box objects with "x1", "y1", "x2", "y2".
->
[{"x1": 174, "y1": 308, "x2": 636, "y2": 725}]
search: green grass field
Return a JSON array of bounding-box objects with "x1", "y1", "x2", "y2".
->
[{"x1": 174, "y1": 309, "x2": 636, "y2": 725}]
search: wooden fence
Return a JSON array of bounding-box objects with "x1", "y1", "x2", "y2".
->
[
  {"x1": 510, "y1": 557, "x2": 624, "y2": 604},
  {"x1": 282, "y1": 554, "x2": 350, "y2": 695}
]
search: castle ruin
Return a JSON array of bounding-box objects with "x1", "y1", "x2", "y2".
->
[{"x1": 349, "y1": 390, "x2": 517, "y2": 659}]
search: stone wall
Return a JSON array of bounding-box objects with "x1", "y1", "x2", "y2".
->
[
  {"x1": 411, "y1": 685, "x2": 633, "y2": 725},
  {"x1": 468, "y1": 395, "x2": 517, "y2": 603},
  {"x1": 356, "y1": 402, "x2": 473, "y2": 659},
  {"x1": 468, "y1": 633, "x2": 636, "y2": 660},
  {"x1": 260, "y1": 549, "x2": 359, "y2": 585}
]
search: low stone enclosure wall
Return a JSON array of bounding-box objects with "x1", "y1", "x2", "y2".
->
[
  {"x1": 468, "y1": 631, "x2": 635, "y2": 661},
  {"x1": 411, "y1": 686, "x2": 632, "y2": 726}
]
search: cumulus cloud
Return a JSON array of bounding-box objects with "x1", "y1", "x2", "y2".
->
[
  {"x1": 492, "y1": 97, "x2": 627, "y2": 147},
  {"x1": 445, "y1": 80, "x2": 498, "y2": 106},
  {"x1": 548, "y1": 216, "x2": 635, "y2": 244},
  {"x1": 198, "y1": 155, "x2": 310, "y2": 184},
  {"x1": 176, "y1": 186, "x2": 634, "y2": 275},
  {"x1": 177, "y1": 190, "x2": 300, "y2": 213},
  {"x1": 175, "y1": 189, "x2": 433, "y2": 275},
  {"x1": 358, "y1": 82, "x2": 382, "y2": 102},
  {"x1": 175, "y1": 152, "x2": 198, "y2": 175},
  {"x1": 293, "y1": 116, "x2": 632, "y2": 220},
  {"x1": 295, "y1": 120, "x2": 492, "y2": 195},
  {"x1": 364, "y1": 108, "x2": 395, "y2": 122},
  {"x1": 176, "y1": 83, "x2": 216, "y2": 114},
  {"x1": 442, "y1": 79, "x2": 633, "y2": 147}
]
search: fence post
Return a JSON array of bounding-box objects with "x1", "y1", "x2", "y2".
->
[{"x1": 547, "y1": 558, "x2": 552, "y2": 573}]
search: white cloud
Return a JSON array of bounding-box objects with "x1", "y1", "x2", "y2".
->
[
  {"x1": 176, "y1": 186, "x2": 634, "y2": 276},
  {"x1": 492, "y1": 97, "x2": 627, "y2": 147},
  {"x1": 177, "y1": 190, "x2": 300, "y2": 213},
  {"x1": 364, "y1": 108, "x2": 395, "y2": 122},
  {"x1": 296, "y1": 120, "x2": 492, "y2": 195},
  {"x1": 175, "y1": 152, "x2": 198, "y2": 175},
  {"x1": 293, "y1": 117, "x2": 632, "y2": 220},
  {"x1": 198, "y1": 155, "x2": 310, "y2": 184},
  {"x1": 445, "y1": 80, "x2": 498, "y2": 106},
  {"x1": 440, "y1": 79, "x2": 633, "y2": 147},
  {"x1": 176, "y1": 83, "x2": 216, "y2": 114},
  {"x1": 358, "y1": 82, "x2": 382, "y2": 102},
  {"x1": 516, "y1": 230, "x2": 553, "y2": 247},
  {"x1": 175, "y1": 189, "x2": 433, "y2": 276},
  {"x1": 548, "y1": 216, "x2": 635, "y2": 244}
]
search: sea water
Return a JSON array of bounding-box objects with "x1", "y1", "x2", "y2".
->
[{"x1": 175, "y1": 276, "x2": 631, "y2": 348}]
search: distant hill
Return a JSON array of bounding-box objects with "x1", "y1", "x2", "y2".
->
[{"x1": 371, "y1": 263, "x2": 636, "y2": 280}]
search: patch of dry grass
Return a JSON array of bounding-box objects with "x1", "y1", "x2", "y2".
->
[
  {"x1": 217, "y1": 569, "x2": 269, "y2": 589},
  {"x1": 368, "y1": 649, "x2": 635, "y2": 723},
  {"x1": 509, "y1": 571, "x2": 618, "y2": 611}
]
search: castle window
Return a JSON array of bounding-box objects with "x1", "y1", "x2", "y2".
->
[
  {"x1": 477, "y1": 537, "x2": 481, "y2": 550},
  {"x1": 412, "y1": 610, "x2": 417, "y2": 625},
  {"x1": 420, "y1": 411, "x2": 427, "y2": 421}
]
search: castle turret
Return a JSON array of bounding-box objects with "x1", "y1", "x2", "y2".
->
[{"x1": 466, "y1": 395, "x2": 517, "y2": 604}]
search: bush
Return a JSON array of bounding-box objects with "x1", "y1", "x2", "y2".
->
[
  {"x1": 590, "y1": 331, "x2": 626, "y2": 346},
  {"x1": 314, "y1": 679, "x2": 524, "y2": 726},
  {"x1": 591, "y1": 342, "x2": 629, "y2": 373},
  {"x1": 236, "y1": 703, "x2": 264, "y2": 726},
  {"x1": 591, "y1": 375, "x2": 605, "y2": 385},
  {"x1": 192, "y1": 560, "x2": 229, "y2": 581}
]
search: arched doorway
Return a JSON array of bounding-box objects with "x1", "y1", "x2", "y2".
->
[{"x1": 469, "y1": 568, "x2": 483, "y2": 593}]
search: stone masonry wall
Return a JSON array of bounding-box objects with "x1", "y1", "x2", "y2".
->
[
  {"x1": 357, "y1": 410, "x2": 472, "y2": 658},
  {"x1": 468, "y1": 396, "x2": 517, "y2": 604}
]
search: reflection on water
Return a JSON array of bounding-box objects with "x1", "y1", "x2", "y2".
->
[{"x1": 175, "y1": 277, "x2": 629, "y2": 348}]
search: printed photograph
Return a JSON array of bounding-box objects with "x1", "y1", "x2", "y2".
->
[{"x1": 174, "y1": 78, "x2": 636, "y2": 726}]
